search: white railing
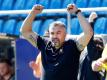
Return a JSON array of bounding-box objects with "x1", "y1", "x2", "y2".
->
[{"x1": 0, "y1": 7, "x2": 107, "y2": 14}]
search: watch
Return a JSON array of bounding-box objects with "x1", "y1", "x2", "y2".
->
[{"x1": 75, "y1": 9, "x2": 81, "y2": 15}]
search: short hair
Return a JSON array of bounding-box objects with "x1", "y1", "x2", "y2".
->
[
  {"x1": 94, "y1": 37, "x2": 104, "y2": 51},
  {"x1": 0, "y1": 58, "x2": 12, "y2": 66},
  {"x1": 49, "y1": 21, "x2": 66, "y2": 30}
]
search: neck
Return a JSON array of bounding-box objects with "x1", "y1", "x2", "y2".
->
[
  {"x1": 55, "y1": 43, "x2": 64, "y2": 49},
  {"x1": 55, "y1": 46, "x2": 60, "y2": 49}
]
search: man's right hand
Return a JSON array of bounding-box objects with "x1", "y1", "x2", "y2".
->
[
  {"x1": 67, "y1": 4, "x2": 78, "y2": 14},
  {"x1": 91, "y1": 60, "x2": 103, "y2": 71},
  {"x1": 31, "y1": 4, "x2": 44, "y2": 14},
  {"x1": 29, "y1": 61, "x2": 41, "y2": 78}
]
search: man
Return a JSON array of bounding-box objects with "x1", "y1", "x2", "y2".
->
[
  {"x1": 20, "y1": 4, "x2": 93, "y2": 80},
  {"x1": 92, "y1": 43, "x2": 107, "y2": 80},
  {"x1": 0, "y1": 58, "x2": 15, "y2": 80},
  {"x1": 78, "y1": 37, "x2": 104, "y2": 80},
  {"x1": 78, "y1": 12, "x2": 105, "y2": 80},
  {"x1": 29, "y1": 12, "x2": 98, "y2": 79}
]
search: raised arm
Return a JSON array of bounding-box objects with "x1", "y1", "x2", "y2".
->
[
  {"x1": 20, "y1": 5, "x2": 43, "y2": 47},
  {"x1": 67, "y1": 4, "x2": 93, "y2": 51}
]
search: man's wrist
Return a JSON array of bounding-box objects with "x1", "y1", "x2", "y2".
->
[
  {"x1": 30, "y1": 10, "x2": 37, "y2": 14},
  {"x1": 75, "y1": 9, "x2": 81, "y2": 15}
]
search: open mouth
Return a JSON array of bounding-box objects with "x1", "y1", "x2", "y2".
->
[{"x1": 52, "y1": 39, "x2": 59, "y2": 43}]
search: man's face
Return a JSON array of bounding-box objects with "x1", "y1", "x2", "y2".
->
[
  {"x1": 49, "y1": 25, "x2": 66, "y2": 48},
  {"x1": 0, "y1": 63, "x2": 10, "y2": 76},
  {"x1": 94, "y1": 39, "x2": 104, "y2": 52}
]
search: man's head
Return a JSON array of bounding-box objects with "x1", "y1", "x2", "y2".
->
[
  {"x1": 0, "y1": 58, "x2": 12, "y2": 77},
  {"x1": 49, "y1": 21, "x2": 66, "y2": 48},
  {"x1": 94, "y1": 37, "x2": 104, "y2": 52}
]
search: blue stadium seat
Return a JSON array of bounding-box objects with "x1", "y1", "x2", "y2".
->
[
  {"x1": 102, "y1": 0, "x2": 107, "y2": 7},
  {"x1": 35, "y1": 0, "x2": 49, "y2": 17},
  {"x1": 49, "y1": 0, "x2": 61, "y2": 9},
  {"x1": 57, "y1": 18, "x2": 67, "y2": 24},
  {"x1": 105, "y1": 26, "x2": 107, "y2": 34},
  {"x1": 14, "y1": 21, "x2": 23, "y2": 35},
  {"x1": 38, "y1": 0, "x2": 49, "y2": 9},
  {"x1": 0, "y1": 20, "x2": 4, "y2": 32},
  {"x1": 13, "y1": 0, "x2": 25, "y2": 10},
  {"x1": 12, "y1": 0, "x2": 26, "y2": 17},
  {"x1": 19, "y1": 0, "x2": 37, "y2": 17},
  {"x1": 61, "y1": 0, "x2": 75, "y2": 16},
  {"x1": 88, "y1": 0, "x2": 101, "y2": 7},
  {"x1": 39, "y1": 19, "x2": 54, "y2": 35},
  {"x1": 97, "y1": 0, "x2": 107, "y2": 15},
  {"x1": 32, "y1": 20, "x2": 42, "y2": 34},
  {"x1": 25, "y1": 0, "x2": 37, "y2": 9},
  {"x1": 62, "y1": 0, "x2": 75, "y2": 8},
  {"x1": 94, "y1": 17, "x2": 107, "y2": 34},
  {"x1": 2, "y1": 19, "x2": 16, "y2": 34},
  {"x1": 57, "y1": 18, "x2": 67, "y2": 28},
  {"x1": 0, "y1": 0, "x2": 3, "y2": 9},
  {"x1": 45, "y1": 0, "x2": 62, "y2": 16},
  {"x1": 70, "y1": 18, "x2": 82, "y2": 35},
  {"x1": 1, "y1": 0, "x2": 14, "y2": 10},
  {"x1": 76, "y1": 0, "x2": 88, "y2": 8}
]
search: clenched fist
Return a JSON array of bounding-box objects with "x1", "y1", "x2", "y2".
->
[
  {"x1": 67, "y1": 4, "x2": 78, "y2": 14},
  {"x1": 29, "y1": 61, "x2": 41, "y2": 78},
  {"x1": 31, "y1": 4, "x2": 44, "y2": 14}
]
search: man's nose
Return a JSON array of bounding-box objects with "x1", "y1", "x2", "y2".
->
[{"x1": 52, "y1": 34, "x2": 57, "y2": 38}]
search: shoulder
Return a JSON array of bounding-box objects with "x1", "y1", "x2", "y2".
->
[
  {"x1": 65, "y1": 38, "x2": 77, "y2": 46},
  {"x1": 65, "y1": 38, "x2": 82, "y2": 53}
]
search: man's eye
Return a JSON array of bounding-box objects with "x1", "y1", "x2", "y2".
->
[
  {"x1": 51, "y1": 32, "x2": 54, "y2": 35},
  {"x1": 57, "y1": 32, "x2": 61, "y2": 34}
]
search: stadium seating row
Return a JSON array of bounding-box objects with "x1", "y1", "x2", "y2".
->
[
  {"x1": 0, "y1": 0, "x2": 107, "y2": 10},
  {"x1": 0, "y1": 0, "x2": 107, "y2": 36},
  {"x1": 0, "y1": 17, "x2": 107, "y2": 35}
]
